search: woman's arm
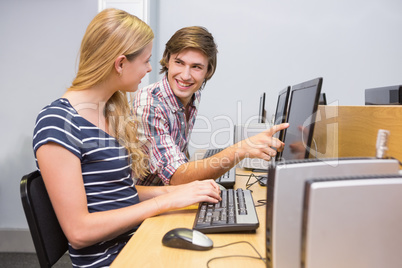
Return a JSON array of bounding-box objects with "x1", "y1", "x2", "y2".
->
[
  {"x1": 36, "y1": 142, "x2": 220, "y2": 250},
  {"x1": 136, "y1": 179, "x2": 221, "y2": 203}
]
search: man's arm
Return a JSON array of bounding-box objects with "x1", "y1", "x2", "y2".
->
[{"x1": 169, "y1": 123, "x2": 289, "y2": 185}]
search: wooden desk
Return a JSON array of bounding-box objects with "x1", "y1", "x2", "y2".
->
[{"x1": 111, "y1": 169, "x2": 268, "y2": 268}]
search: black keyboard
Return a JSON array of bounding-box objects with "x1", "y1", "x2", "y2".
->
[
  {"x1": 203, "y1": 148, "x2": 224, "y2": 158},
  {"x1": 192, "y1": 188, "x2": 259, "y2": 233},
  {"x1": 203, "y1": 148, "x2": 235, "y2": 189}
]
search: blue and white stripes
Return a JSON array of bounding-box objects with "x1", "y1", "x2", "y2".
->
[{"x1": 33, "y1": 98, "x2": 139, "y2": 267}]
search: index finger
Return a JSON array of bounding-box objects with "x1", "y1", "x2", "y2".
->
[{"x1": 264, "y1": 123, "x2": 289, "y2": 136}]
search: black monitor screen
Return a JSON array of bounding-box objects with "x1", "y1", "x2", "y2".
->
[
  {"x1": 273, "y1": 86, "x2": 290, "y2": 162},
  {"x1": 280, "y1": 78, "x2": 323, "y2": 161},
  {"x1": 274, "y1": 86, "x2": 291, "y2": 126},
  {"x1": 258, "y1": 92, "x2": 266, "y2": 123},
  {"x1": 319, "y1": 93, "x2": 327, "y2": 105}
]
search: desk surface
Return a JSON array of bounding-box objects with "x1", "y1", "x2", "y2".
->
[{"x1": 111, "y1": 169, "x2": 268, "y2": 268}]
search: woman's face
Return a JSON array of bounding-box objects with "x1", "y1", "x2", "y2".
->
[{"x1": 120, "y1": 42, "x2": 153, "y2": 92}]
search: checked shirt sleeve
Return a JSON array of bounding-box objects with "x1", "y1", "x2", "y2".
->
[{"x1": 136, "y1": 103, "x2": 188, "y2": 185}]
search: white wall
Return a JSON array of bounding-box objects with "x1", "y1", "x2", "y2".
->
[
  {"x1": 155, "y1": 0, "x2": 402, "y2": 150},
  {"x1": 0, "y1": 0, "x2": 401, "y2": 251},
  {"x1": 0, "y1": 0, "x2": 98, "y2": 251}
]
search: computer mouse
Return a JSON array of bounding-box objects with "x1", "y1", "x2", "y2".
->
[{"x1": 162, "y1": 227, "x2": 213, "y2": 251}]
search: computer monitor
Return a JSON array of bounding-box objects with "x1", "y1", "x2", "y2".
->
[
  {"x1": 273, "y1": 86, "x2": 290, "y2": 133},
  {"x1": 365, "y1": 85, "x2": 402, "y2": 105},
  {"x1": 236, "y1": 87, "x2": 289, "y2": 170},
  {"x1": 265, "y1": 157, "x2": 400, "y2": 268},
  {"x1": 302, "y1": 174, "x2": 402, "y2": 268},
  {"x1": 272, "y1": 86, "x2": 290, "y2": 161},
  {"x1": 318, "y1": 92, "x2": 327, "y2": 105},
  {"x1": 279, "y1": 77, "x2": 323, "y2": 161},
  {"x1": 258, "y1": 92, "x2": 266, "y2": 123}
]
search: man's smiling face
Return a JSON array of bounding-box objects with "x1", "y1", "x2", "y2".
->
[{"x1": 166, "y1": 48, "x2": 209, "y2": 107}]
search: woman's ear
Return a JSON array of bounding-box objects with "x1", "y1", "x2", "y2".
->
[{"x1": 114, "y1": 55, "x2": 126, "y2": 75}]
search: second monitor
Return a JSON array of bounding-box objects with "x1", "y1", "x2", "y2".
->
[{"x1": 279, "y1": 77, "x2": 323, "y2": 161}]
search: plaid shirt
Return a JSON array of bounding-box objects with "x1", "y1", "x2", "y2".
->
[{"x1": 132, "y1": 76, "x2": 201, "y2": 185}]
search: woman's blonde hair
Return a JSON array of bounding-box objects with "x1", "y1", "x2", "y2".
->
[{"x1": 70, "y1": 8, "x2": 153, "y2": 177}]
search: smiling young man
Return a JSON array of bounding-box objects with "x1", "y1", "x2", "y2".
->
[{"x1": 132, "y1": 26, "x2": 288, "y2": 186}]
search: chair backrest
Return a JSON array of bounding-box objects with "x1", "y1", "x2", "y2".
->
[{"x1": 20, "y1": 170, "x2": 69, "y2": 268}]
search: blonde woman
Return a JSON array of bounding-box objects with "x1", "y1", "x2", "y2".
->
[{"x1": 33, "y1": 8, "x2": 220, "y2": 267}]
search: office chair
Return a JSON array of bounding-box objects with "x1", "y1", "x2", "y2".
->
[{"x1": 20, "y1": 170, "x2": 69, "y2": 267}]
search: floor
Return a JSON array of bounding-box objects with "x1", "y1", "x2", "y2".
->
[{"x1": 0, "y1": 253, "x2": 71, "y2": 267}]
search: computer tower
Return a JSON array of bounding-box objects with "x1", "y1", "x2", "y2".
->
[
  {"x1": 301, "y1": 174, "x2": 402, "y2": 268},
  {"x1": 265, "y1": 158, "x2": 400, "y2": 268}
]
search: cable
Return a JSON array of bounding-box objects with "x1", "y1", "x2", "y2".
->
[
  {"x1": 235, "y1": 173, "x2": 252, "y2": 177},
  {"x1": 245, "y1": 173, "x2": 267, "y2": 189},
  {"x1": 255, "y1": 199, "x2": 267, "y2": 207},
  {"x1": 207, "y1": 241, "x2": 266, "y2": 268},
  {"x1": 245, "y1": 173, "x2": 256, "y2": 187},
  {"x1": 207, "y1": 255, "x2": 264, "y2": 267}
]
